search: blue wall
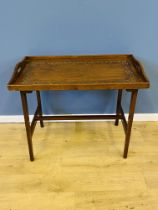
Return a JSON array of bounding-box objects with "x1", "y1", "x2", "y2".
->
[{"x1": 0, "y1": 0, "x2": 158, "y2": 115}]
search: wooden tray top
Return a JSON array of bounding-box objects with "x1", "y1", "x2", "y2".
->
[{"x1": 8, "y1": 54, "x2": 150, "y2": 91}]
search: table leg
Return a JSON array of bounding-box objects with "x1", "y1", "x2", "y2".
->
[
  {"x1": 20, "y1": 91, "x2": 34, "y2": 161},
  {"x1": 36, "y1": 91, "x2": 44, "y2": 127},
  {"x1": 123, "y1": 90, "x2": 138, "y2": 158},
  {"x1": 115, "y1": 89, "x2": 123, "y2": 126}
]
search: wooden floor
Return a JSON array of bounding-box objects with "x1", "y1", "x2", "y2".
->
[{"x1": 0, "y1": 121, "x2": 158, "y2": 210}]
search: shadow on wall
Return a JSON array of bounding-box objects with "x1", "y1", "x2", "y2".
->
[
  {"x1": 122, "y1": 58, "x2": 158, "y2": 113},
  {"x1": 0, "y1": 57, "x2": 37, "y2": 115},
  {"x1": 1, "y1": 57, "x2": 158, "y2": 115},
  {"x1": 41, "y1": 58, "x2": 158, "y2": 115},
  {"x1": 42, "y1": 90, "x2": 117, "y2": 114},
  {"x1": 0, "y1": 58, "x2": 22, "y2": 115}
]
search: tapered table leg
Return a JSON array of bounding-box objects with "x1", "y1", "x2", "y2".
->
[
  {"x1": 36, "y1": 91, "x2": 44, "y2": 128},
  {"x1": 123, "y1": 90, "x2": 138, "y2": 158},
  {"x1": 115, "y1": 89, "x2": 123, "y2": 126},
  {"x1": 20, "y1": 91, "x2": 34, "y2": 161}
]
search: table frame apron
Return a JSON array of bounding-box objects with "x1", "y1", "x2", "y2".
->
[{"x1": 20, "y1": 89, "x2": 138, "y2": 161}]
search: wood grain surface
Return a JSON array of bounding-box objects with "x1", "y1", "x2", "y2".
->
[
  {"x1": 8, "y1": 54, "x2": 150, "y2": 91},
  {"x1": 0, "y1": 122, "x2": 158, "y2": 210}
]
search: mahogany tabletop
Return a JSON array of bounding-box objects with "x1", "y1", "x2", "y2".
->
[{"x1": 8, "y1": 54, "x2": 150, "y2": 91}]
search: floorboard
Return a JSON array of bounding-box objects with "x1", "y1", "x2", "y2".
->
[{"x1": 0, "y1": 122, "x2": 158, "y2": 210}]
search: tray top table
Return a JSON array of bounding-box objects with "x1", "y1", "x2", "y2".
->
[{"x1": 8, "y1": 54, "x2": 150, "y2": 161}]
